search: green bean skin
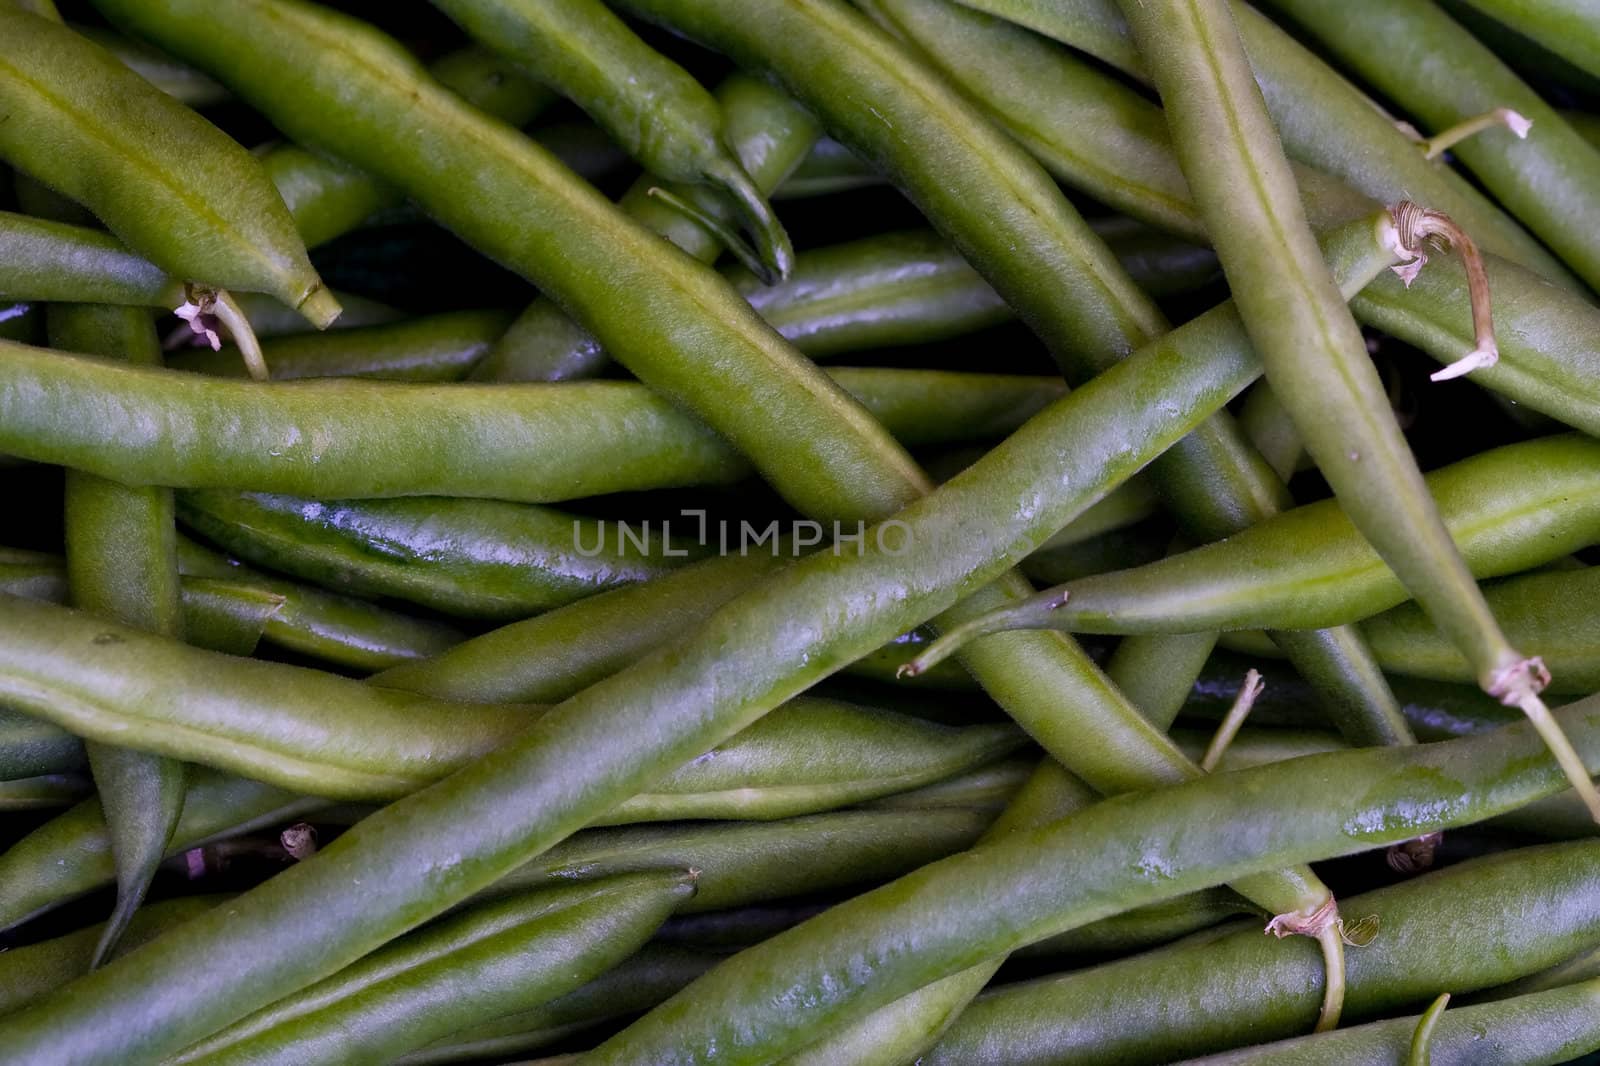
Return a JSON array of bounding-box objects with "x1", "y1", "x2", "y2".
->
[
  {"x1": 374, "y1": 551, "x2": 791, "y2": 704},
  {"x1": 1355, "y1": 569, "x2": 1600, "y2": 695},
  {"x1": 169, "y1": 310, "x2": 512, "y2": 382},
  {"x1": 1350, "y1": 250, "x2": 1600, "y2": 437},
  {"x1": 0, "y1": 775, "x2": 90, "y2": 811},
  {"x1": 49, "y1": 301, "x2": 187, "y2": 969},
  {"x1": 611, "y1": 0, "x2": 1170, "y2": 373},
  {"x1": 0, "y1": 209, "x2": 1397, "y2": 1064},
  {"x1": 0, "y1": 896, "x2": 223, "y2": 1017},
  {"x1": 486, "y1": 222, "x2": 1216, "y2": 382},
  {"x1": 1262, "y1": 0, "x2": 1600, "y2": 294},
  {"x1": 431, "y1": 0, "x2": 792, "y2": 279},
  {"x1": 0, "y1": 767, "x2": 318, "y2": 933},
  {"x1": 70, "y1": 25, "x2": 227, "y2": 105},
  {"x1": 1457, "y1": 0, "x2": 1600, "y2": 81},
  {"x1": 956, "y1": 435, "x2": 1600, "y2": 638},
  {"x1": 922, "y1": 840, "x2": 1600, "y2": 1065},
  {"x1": 171, "y1": 874, "x2": 693, "y2": 1066},
  {"x1": 483, "y1": 808, "x2": 994, "y2": 915},
  {"x1": 178, "y1": 491, "x2": 708, "y2": 620},
  {"x1": 773, "y1": 136, "x2": 883, "y2": 199},
  {"x1": 0, "y1": 210, "x2": 181, "y2": 308},
  {"x1": 395, "y1": 946, "x2": 719, "y2": 1066},
  {"x1": 0, "y1": 9, "x2": 334, "y2": 322},
  {"x1": 0, "y1": 347, "x2": 1049, "y2": 502},
  {"x1": 1180, "y1": 979, "x2": 1600, "y2": 1065},
  {"x1": 99, "y1": 0, "x2": 909, "y2": 523},
  {"x1": 949, "y1": 0, "x2": 1575, "y2": 287},
  {"x1": 476, "y1": 73, "x2": 821, "y2": 383},
  {"x1": 0, "y1": 707, "x2": 83, "y2": 780}
]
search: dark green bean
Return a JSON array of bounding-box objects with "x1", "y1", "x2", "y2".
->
[
  {"x1": 1457, "y1": 0, "x2": 1600, "y2": 82},
  {"x1": 0, "y1": 896, "x2": 223, "y2": 1017},
  {"x1": 431, "y1": 0, "x2": 792, "y2": 280},
  {"x1": 0, "y1": 775, "x2": 90, "y2": 811},
  {"x1": 921, "y1": 840, "x2": 1600, "y2": 1064},
  {"x1": 0, "y1": 707, "x2": 83, "y2": 780},
  {"x1": 48, "y1": 302, "x2": 187, "y2": 969},
  {"x1": 0, "y1": 202, "x2": 1404, "y2": 1061},
  {"x1": 0, "y1": 8, "x2": 336, "y2": 327},
  {"x1": 169, "y1": 311, "x2": 512, "y2": 381},
  {"x1": 1261, "y1": 0, "x2": 1600, "y2": 294},
  {"x1": 0, "y1": 346, "x2": 1057, "y2": 502},
  {"x1": 170, "y1": 874, "x2": 693, "y2": 1066},
  {"x1": 946, "y1": 0, "x2": 1576, "y2": 286},
  {"x1": 474, "y1": 73, "x2": 822, "y2": 383},
  {"x1": 911, "y1": 435, "x2": 1600, "y2": 654},
  {"x1": 394, "y1": 946, "x2": 719, "y2": 1066},
  {"x1": 582, "y1": 696, "x2": 1600, "y2": 1064},
  {"x1": 1180, "y1": 978, "x2": 1600, "y2": 1065},
  {"x1": 178, "y1": 491, "x2": 710, "y2": 620},
  {"x1": 486, "y1": 222, "x2": 1217, "y2": 381},
  {"x1": 0, "y1": 767, "x2": 317, "y2": 933}
]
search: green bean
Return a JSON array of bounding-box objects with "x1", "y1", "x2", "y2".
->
[
  {"x1": 1457, "y1": 1, "x2": 1600, "y2": 82},
  {"x1": 0, "y1": 767, "x2": 318, "y2": 933},
  {"x1": 486, "y1": 222, "x2": 1217, "y2": 382},
  {"x1": 910, "y1": 435, "x2": 1600, "y2": 659},
  {"x1": 475, "y1": 73, "x2": 821, "y2": 383},
  {"x1": 1261, "y1": 0, "x2": 1600, "y2": 293},
  {"x1": 944, "y1": 0, "x2": 1576, "y2": 287},
  {"x1": 0, "y1": 775, "x2": 90, "y2": 811},
  {"x1": 170, "y1": 874, "x2": 693, "y2": 1066},
  {"x1": 47, "y1": 302, "x2": 187, "y2": 969},
  {"x1": 862, "y1": 758, "x2": 1032, "y2": 811},
  {"x1": 1180, "y1": 978, "x2": 1600, "y2": 1065},
  {"x1": 69, "y1": 25, "x2": 227, "y2": 104},
  {"x1": 0, "y1": 201, "x2": 1405, "y2": 1061},
  {"x1": 1225, "y1": 569, "x2": 1600, "y2": 696},
  {"x1": 395, "y1": 946, "x2": 719, "y2": 1066},
  {"x1": 772, "y1": 137, "x2": 883, "y2": 199},
  {"x1": 0, "y1": 896, "x2": 224, "y2": 1017},
  {"x1": 480, "y1": 808, "x2": 994, "y2": 916},
  {"x1": 168, "y1": 310, "x2": 511, "y2": 381},
  {"x1": 1118, "y1": 0, "x2": 1587, "y2": 808},
  {"x1": 0, "y1": 8, "x2": 336, "y2": 330},
  {"x1": 0, "y1": 596, "x2": 1024, "y2": 811},
  {"x1": 0, "y1": 346, "x2": 1060, "y2": 502},
  {"x1": 584, "y1": 697, "x2": 1600, "y2": 1064},
  {"x1": 920, "y1": 839, "x2": 1600, "y2": 1065},
  {"x1": 0, "y1": 707, "x2": 83, "y2": 780},
  {"x1": 0, "y1": 210, "x2": 182, "y2": 308},
  {"x1": 177, "y1": 491, "x2": 710, "y2": 620},
  {"x1": 431, "y1": 0, "x2": 792, "y2": 280},
  {"x1": 164, "y1": 288, "x2": 401, "y2": 348}
]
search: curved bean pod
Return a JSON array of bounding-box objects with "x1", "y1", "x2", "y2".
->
[
  {"x1": 475, "y1": 73, "x2": 821, "y2": 383},
  {"x1": 0, "y1": 767, "x2": 317, "y2": 933},
  {"x1": 1179, "y1": 978, "x2": 1600, "y2": 1065},
  {"x1": 0, "y1": 205, "x2": 1403, "y2": 1062},
  {"x1": 170, "y1": 874, "x2": 694, "y2": 1066},
  {"x1": 909, "y1": 434, "x2": 1600, "y2": 654},
  {"x1": 169, "y1": 311, "x2": 513, "y2": 382},
  {"x1": 921, "y1": 840, "x2": 1600, "y2": 1065},
  {"x1": 431, "y1": 0, "x2": 792, "y2": 280},
  {"x1": 946, "y1": 0, "x2": 1575, "y2": 286},
  {"x1": 0, "y1": 8, "x2": 335, "y2": 324},
  {"x1": 0, "y1": 347, "x2": 1054, "y2": 502},
  {"x1": 48, "y1": 301, "x2": 187, "y2": 969},
  {"x1": 395, "y1": 946, "x2": 719, "y2": 1066},
  {"x1": 0, "y1": 896, "x2": 223, "y2": 1017},
  {"x1": 1261, "y1": 0, "x2": 1600, "y2": 293},
  {"x1": 178, "y1": 491, "x2": 710, "y2": 620}
]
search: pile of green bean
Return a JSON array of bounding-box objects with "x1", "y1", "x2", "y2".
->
[{"x1": 0, "y1": 0, "x2": 1598, "y2": 1061}]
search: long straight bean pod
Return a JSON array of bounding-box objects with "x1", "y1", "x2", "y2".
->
[
  {"x1": 920, "y1": 840, "x2": 1600, "y2": 1064},
  {"x1": 1455, "y1": 0, "x2": 1600, "y2": 82},
  {"x1": 1260, "y1": 0, "x2": 1600, "y2": 294},
  {"x1": 0, "y1": 206, "x2": 1405, "y2": 1064},
  {"x1": 169, "y1": 874, "x2": 694, "y2": 1066}
]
